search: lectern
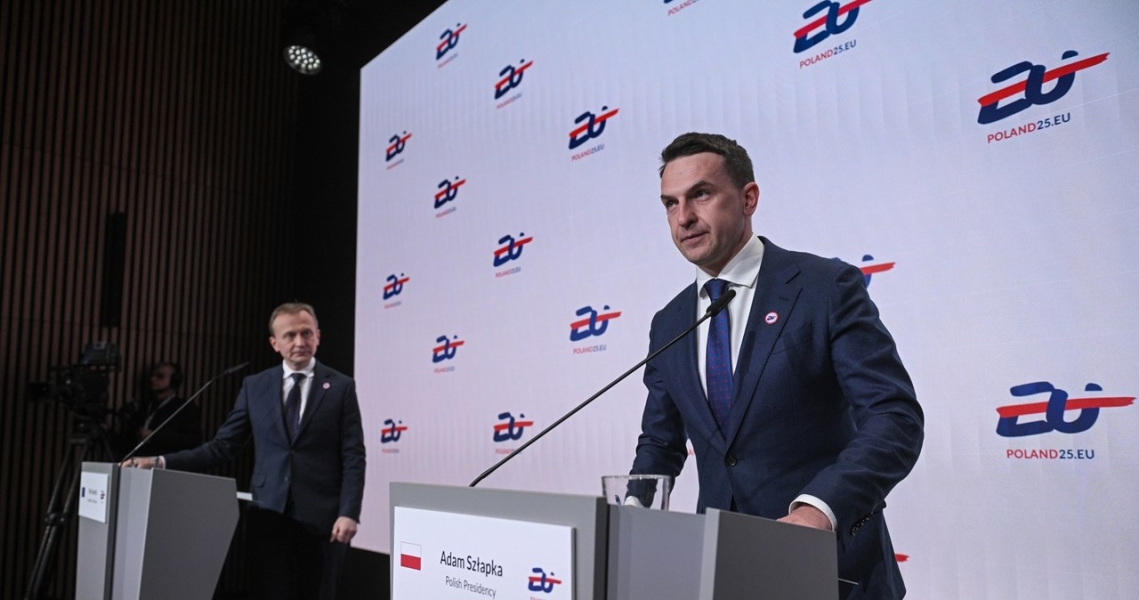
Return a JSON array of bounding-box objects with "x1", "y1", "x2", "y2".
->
[
  {"x1": 390, "y1": 482, "x2": 839, "y2": 600},
  {"x1": 76, "y1": 462, "x2": 239, "y2": 600}
]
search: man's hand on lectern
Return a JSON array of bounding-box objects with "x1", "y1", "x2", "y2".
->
[{"x1": 120, "y1": 457, "x2": 160, "y2": 469}]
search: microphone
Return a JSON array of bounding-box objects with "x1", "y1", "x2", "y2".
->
[
  {"x1": 121, "y1": 362, "x2": 250, "y2": 462},
  {"x1": 223, "y1": 362, "x2": 250, "y2": 375},
  {"x1": 707, "y1": 288, "x2": 735, "y2": 317},
  {"x1": 470, "y1": 288, "x2": 737, "y2": 487}
]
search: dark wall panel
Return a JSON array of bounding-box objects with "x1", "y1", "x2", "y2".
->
[{"x1": 0, "y1": 1, "x2": 300, "y2": 598}]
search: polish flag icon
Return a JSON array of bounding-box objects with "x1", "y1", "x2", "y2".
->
[{"x1": 400, "y1": 542, "x2": 422, "y2": 570}]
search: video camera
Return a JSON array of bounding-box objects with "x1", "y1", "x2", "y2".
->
[{"x1": 27, "y1": 342, "x2": 121, "y2": 413}]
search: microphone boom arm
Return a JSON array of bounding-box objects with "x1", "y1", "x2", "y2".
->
[
  {"x1": 469, "y1": 289, "x2": 735, "y2": 487},
  {"x1": 121, "y1": 362, "x2": 250, "y2": 462}
]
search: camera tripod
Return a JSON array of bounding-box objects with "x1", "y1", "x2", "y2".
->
[{"x1": 24, "y1": 410, "x2": 116, "y2": 600}]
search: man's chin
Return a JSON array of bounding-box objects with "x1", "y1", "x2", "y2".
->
[
  {"x1": 677, "y1": 236, "x2": 709, "y2": 254},
  {"x1": 678, "y1": 247, "x2": 707, "y2": 265}
]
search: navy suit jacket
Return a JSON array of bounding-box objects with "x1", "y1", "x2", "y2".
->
[
  {"x1": 631, "y1": 238, "x2": 923, "y2": 599},
  {"x1": 165, "y1": 361, "x2": 366, "y2": 533}
]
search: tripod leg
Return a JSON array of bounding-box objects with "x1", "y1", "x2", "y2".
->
[
  {"x1": 24, "y1": 443, "x2": 81, "y2": 600},
  {"x1": 24, "y1": 430, "x2": 113, "y2": 600}
]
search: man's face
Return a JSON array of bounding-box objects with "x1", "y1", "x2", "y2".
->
[
  {"x1": 149, "y1": 365, "x2": 175, "y2": 394},
  {"x1": 269, "y1": 310, "x2": 321, "y2": 371},
  {"x1": 660, "y1": 152, "x2": 758, "y2": 276}
]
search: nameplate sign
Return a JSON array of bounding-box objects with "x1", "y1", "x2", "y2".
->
[
  {"x1": 78, "y1": 471, "x2": 110, "y2": 523},
  {"x1": 393, "y1": 506, "x2": 574, "y2": 599}
]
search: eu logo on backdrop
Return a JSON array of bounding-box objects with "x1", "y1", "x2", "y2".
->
[
  {"x1": 493, "y1": 412, "x2": 533, "y2": 442},
  {"x1": 569, "y1": 305, "x2": 622, "y2": 342},
  {"x1": 793, "y1": 0, "x2": 870, "y2": 53},
  {"x1": 436, "y1": 23, "x2": 467, "y2": 60},
  {"x1": 996, "y1": 382, "x2": 1134, "y2": 437},
  {"x1": 977, "y1": 50, "x2": 1108, "y2": 125}
]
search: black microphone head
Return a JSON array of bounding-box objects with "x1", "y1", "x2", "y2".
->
[
  {"x1": 707, "y1": 288, "x2": 737, "y2": 317},
  {"x1": 225, "y1": 362, "x2": 251, "y2": 375}
]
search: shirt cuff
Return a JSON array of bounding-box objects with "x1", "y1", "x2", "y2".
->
[
  {"x1": 158, "y1": 456, "x2": 166, "y2": 469},
  {"x1": 790, "y1": 494, "x2": 836, "y2": 531}
]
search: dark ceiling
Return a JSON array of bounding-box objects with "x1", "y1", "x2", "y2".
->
[{"x1": 285, "y1": 0, "x2": 450, "y2": 69}]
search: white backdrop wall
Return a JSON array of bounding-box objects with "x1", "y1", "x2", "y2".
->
[{"x1": 355, "y1": 1, "x2": 1139, "y2": 597}]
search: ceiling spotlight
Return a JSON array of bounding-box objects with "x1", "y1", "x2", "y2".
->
[{"x1": 285, "y1": 44, "x2": 323, "y2": 75}]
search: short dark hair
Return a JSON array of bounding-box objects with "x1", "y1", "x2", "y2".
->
[
  {"x1": 659, "y1": 132, "x2": 755, "y2": 189},
  {"x1": 269, "y1": 302, "x2": 318, "y2": 334}
]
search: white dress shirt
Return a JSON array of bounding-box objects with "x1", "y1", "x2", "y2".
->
[{"x1": 692, "y1": 236, "x2": 837, "y2": 530}]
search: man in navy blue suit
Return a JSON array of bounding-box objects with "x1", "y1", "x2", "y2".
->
[
  {"x1": 126, "y1": 302, "x2": 366, "y2": 599},
  {"x1": 630, "y1": 133, "x2": 923, "y2": 599}
]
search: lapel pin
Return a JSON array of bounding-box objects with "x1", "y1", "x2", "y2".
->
[
  {"x1": 765, "y1": 311, "x2": 779, "y2": 325},
  {"x1": 323, "y1": 382, "x2": 331, "y2": 390}
]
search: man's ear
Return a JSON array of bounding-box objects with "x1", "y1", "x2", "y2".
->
[{"x1": 743, "y1": 182, "x2": 760, "y2": 217}]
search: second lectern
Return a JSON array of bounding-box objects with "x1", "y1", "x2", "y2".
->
[{"x1": 76, "y1": 462, "x2": 239, "y2": 600}]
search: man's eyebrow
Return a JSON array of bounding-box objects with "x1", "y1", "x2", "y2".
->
[{"x1": 661, "y1": 179, "x2": 714, "y2": 201}]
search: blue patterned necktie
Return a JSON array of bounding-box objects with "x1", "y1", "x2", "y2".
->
[
  {"x1": 284, "y1": 372, "x2": 305, "y2": 441},
  {"x1": 704, "y1": 279, "x2": 733, "y2": 432}
]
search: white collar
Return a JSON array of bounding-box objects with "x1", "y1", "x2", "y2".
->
[
  {"x1": 282, "y1": 359, "x2": 316, "y2": 379},
  {"x1": 695, "y1": 236, "x2": 765, "y2": 296}
]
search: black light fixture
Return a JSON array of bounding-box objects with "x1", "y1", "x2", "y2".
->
[
  {"x1": 280, "y1": 0, "x2": 450, "y2": 74},
  {"x1": 281, "y1": 1, "x2": 341, "y2": 76},
  {"x1": 283, "y1": 24, "x2": 323, "y2": 75}
]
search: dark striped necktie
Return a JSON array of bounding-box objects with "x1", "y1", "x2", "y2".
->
[{"x1": 284, "y1": 372, "x2": 305, "y2": 441}]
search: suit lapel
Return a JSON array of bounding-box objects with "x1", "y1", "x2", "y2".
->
[
  {"x1": 724, "y1": 239, "x2": 801, "y2": 444},
  {"x1": 670, "y1": 283, "x2": 721, "y2": 438},
  {"x1": 295, "y1": 362, "x2": 330, "y2": 440},
  {"x1": 262, "y1": 367, "x2": 291, "y2": 442}
]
